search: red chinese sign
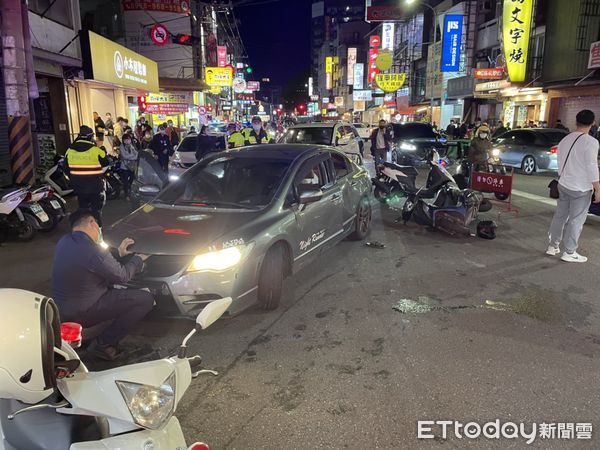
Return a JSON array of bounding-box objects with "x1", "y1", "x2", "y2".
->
[
  {"x1": 473, "y1": 68, "x2": 504, "y2": 79},
  {"x1": 366, "y1": 6, "x2": 407, "y2": 22},
  {"x1": 368, "y1": 48, "x2": 380, "y2": 85},
  {"x1": 588, "y1": 41, "x2": 600, "y2": 69},
  {"x1": 471, "y1": 171, "x2": 513, "y2": 195},
  {"x1": 145, "y1": 103, "x2": 189, "y2": 114},
  {"x1": 122, "y1": 0, "x2": 190, "y2": 13},
  {"x1": 217, "y1": 46, "x2": 227, "y2": 67}
]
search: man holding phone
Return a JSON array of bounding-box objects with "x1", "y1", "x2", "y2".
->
[{"x1": 52, "y1": 210, "x2": 154, "y2": 360}]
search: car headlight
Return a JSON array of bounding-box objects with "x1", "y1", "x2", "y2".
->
[
  {"x1": 492, "y1": 148, "x2": 501, "y2": 157},
  {"x1": 400, "y1": 142, "x2": 417, "y2": 151},
  {"x1": 188, "y1": 243, "x2": 253, "y2": 272},
  {"x1": 116, "y1": 372, "x2": 175, "y2": 430}
]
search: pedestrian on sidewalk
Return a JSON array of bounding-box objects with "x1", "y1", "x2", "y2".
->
[{"x1": 547, "y1": 109, "x2": 600, "y2": 263}]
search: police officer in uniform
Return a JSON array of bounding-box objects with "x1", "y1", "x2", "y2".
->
[
  {"x1": 243, "y1": 116, "x2": 274, "y2": 145},
  {"x1": 226, "y1": 123, "x2": 245, "y2": 149},
  {"x1": 65, "y1": 125, "x2": 109, "y2": 226}
]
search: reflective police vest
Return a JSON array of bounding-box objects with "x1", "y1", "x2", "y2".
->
[
  {"x1": 228, "y1": 131, "x2": 245, "y2": 148},
  {"x1": 242, "y1": 128, "x2": 273, "y2": 145},
  {"x1": 65, "y1": 139, "x2": 107, "y2": 194}
]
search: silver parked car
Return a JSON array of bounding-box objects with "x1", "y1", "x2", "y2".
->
[
  {"x1": 492, "y1": 128, "x2": 568, "y2": 175},
  {"x1": 105, "y1": 144, "x2": 373, "y2": 317}
]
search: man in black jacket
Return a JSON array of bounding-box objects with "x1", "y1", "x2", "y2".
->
[
  {"x1": 150, "y1": 124, "x2": 174, "y2": 172},
  {"x1": 52, "y1": 210, "x2": 153, "y2": 360}
]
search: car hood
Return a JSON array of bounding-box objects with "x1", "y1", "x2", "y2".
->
[{"x1": 105, "y1": 204, "x2": 263, "y2": 255}]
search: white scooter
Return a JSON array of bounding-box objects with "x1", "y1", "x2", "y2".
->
[
  {"x1": 0, "y1": 289, "x2": 228, "y2": 449},
  {"x1": 0, "y1": 187, "x2": 35, "y2": 242},
  {"x1": 43, "y1": 157, "x2": 74, "y2": 197}
]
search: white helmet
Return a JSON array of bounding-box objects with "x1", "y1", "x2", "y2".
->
[{"x1": 0, "y1": 289, "x2": 62, "y2": 404}]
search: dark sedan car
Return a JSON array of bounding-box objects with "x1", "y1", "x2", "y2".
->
[
  {"x1": 390, "y1": 122, "x2": 448, "y2": 166},
  {"x1": 105, "y1": 145, "x2": 373, "y2": 316},
  {"x1": 492, "y1": 128, "x2": 568, "y2": 175}
]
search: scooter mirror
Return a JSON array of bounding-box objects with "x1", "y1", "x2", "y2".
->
[{"x1": 196, "y1": 297, "x2": 232, "y2": 329}]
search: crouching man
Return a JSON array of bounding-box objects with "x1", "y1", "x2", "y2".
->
[{"x1": 51, "y1": 209, "x2": 153, "y2": 360}]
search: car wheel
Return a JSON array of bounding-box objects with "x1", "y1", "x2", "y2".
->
[
  {"x1": 257, "y1": 244, "x2": 284, "y2": 311},
  {"x1": 521, "y1": 155, "x2": 536, "y2": 175},
  {"x1": 349, "y1": 196, "x2": 372, "y2": 240}
]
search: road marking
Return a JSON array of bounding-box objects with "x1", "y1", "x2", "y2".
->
[{"x1": 511, "y1": 189, "x2": 558, "y2": 207}]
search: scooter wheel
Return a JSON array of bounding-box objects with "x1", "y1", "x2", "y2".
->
[
  {"x1": 494, "y1": 192, "x2": 509, "y2": 201},
  {"x1": 373, "y1": 187, "x2": 387, "y2": 204},
  {"x1": 18, "y1": 222, "x2": 35, "y2": 242}
]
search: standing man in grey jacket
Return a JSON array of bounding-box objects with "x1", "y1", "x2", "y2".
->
[
  {"x1": 547, "y1": 109, "x2": 600, "y2": 263},
  {"x1": 52, "y1": 210, "x2": 153, "y2": 360}
]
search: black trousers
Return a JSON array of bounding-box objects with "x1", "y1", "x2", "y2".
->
[
  {"x1": 65, "y1": 289, "x2": 154, "y2": 346},
  {"x1": 77, "y1": 192, "x2": 105, "y2": 226}
]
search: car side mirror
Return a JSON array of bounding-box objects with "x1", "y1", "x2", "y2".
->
[
  {"x1": 299, "y1": 188, "x2": 323, "y2": 204},
  {"x1": 139, "y1": 184, "x2": 160, "y2": 193},
  {"x1": 196, "y1": 297, "x2": 232, "y2": 329}
]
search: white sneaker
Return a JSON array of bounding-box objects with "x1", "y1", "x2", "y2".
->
[
  {"x1": 546, "y1": 245, "x2": 560, "y2": 256},
  {"x1": 561, "y1": 252, "x2": 588, "y2": 263}
]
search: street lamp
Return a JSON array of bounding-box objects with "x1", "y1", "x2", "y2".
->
[{"x1": 405, "y1": 0, "x2": 438, "y2": 125}]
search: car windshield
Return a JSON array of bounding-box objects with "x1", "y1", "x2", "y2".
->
[
  {"x1": 176, "y1": 135, "x2": 226, "y2": 156},
  {"x1": 155, "y1": 155, "x2": 291, "y2": 209},
  {"x1": 392, "y1": 123, "x2": 436, "y2": 140},
  {"x1": 279, "y1": 127, "x2": 333, "y2": 145}
]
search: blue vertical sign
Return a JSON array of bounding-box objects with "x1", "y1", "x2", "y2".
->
[{"x1": 441, "y1": 15, "x2": 463, "y2": 72}]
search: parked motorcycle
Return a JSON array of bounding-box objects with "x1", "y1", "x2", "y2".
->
[
  {"x1": 43, "y1": 157, "x2": 74, "y2": 197},
  {"x1": 0, "y1": 288, "x2": 229, "y2": 449},
  {"x1": 17, "y1": 189, "x2": 52, "y2": 234},
  {"x1": 0, "y1": 187, "x2": 35, "y2": 242},
  {"x1": 30, "y1": 185, "x2": 67, "y2": 232},
  {"x1": 104, "y1": 156, "x2": 123, "y2": 201}
]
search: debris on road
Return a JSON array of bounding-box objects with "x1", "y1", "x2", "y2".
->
[{"x1": 365, "y1": 241, "x2": 385, "y2": 249}]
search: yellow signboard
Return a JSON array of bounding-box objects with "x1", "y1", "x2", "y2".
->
[
  {"x1": 375, "y1": 50, "x2": 393, "y2": 71},
  {"x1": 502, "y1": 0, "x2": 533, "y2": 82},
  {"x1": 205, "y1": 67, "x2": 233, "y2": 87},
  {"x1": 375, "y1": 73, "x2": 406, "y2": 93},
  {"x1": 86, "y1": 31, "x2": 159, "y2": 92},
  {"x1": 326, "y1": 56, "x2": 333, "y2": 74}
]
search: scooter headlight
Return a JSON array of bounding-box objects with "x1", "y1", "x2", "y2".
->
[
  {"x1": 116, "y1": 372, "x2": 176, "y2": 430},
  {"x1": 400, "y1": 142, "x2": 417, "y2": 151}
]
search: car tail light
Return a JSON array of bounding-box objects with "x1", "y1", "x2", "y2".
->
[
  {"x1": 549, "y1": 146, "x2": 558, "y2": 154},
  {"x1": 61, "y1": 322, "x2": 82, "y2": 345},
  {"x1": 188, "y1": 443, "x2": 212, "y2": 450}
]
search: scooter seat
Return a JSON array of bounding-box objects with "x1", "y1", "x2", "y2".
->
[{"x1": 383, "y1": 162, "x2": 418, "y2": 176}]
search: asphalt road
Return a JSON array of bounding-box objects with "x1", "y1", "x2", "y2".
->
[{"x1": 1, "y1": 160, "x2": 599, "y2": 449}]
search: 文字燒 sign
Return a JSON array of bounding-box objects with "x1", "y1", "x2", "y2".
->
[{"x1": 502, "y1": 0, "x2": 533, "y2": 82}]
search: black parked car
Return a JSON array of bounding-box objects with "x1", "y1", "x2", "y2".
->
[{"x1": 390, "y1": 123, "x2": 448, "y2": 166}]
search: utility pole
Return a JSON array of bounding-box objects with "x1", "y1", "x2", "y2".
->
[
  {"x1": 192, "y1": 0, "x2": 204, "y2": 79},
  {"x1": 0, "y1": 0, "x2": 34, "y2": 185}
]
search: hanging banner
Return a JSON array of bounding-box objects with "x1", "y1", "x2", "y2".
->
[
  {"x1": 441, "y1": 15, "x2": 463, "y2": 73},
  {"x1": 217, "y1": 46, "x2": 227, "y2": 67},
  {"x1": 204, "y1": 66, "x2": 233, "y2": 86},
  {"x1": 122, "y1": 0, "x2": 190, "y2": 13},
  {"x1": 368, "y1": 48, "x2": 380, "y2": 85},
  {"x1": 353, "y1": 63, "x2": 364, "y2": 90},
  {"x1": 347, "y1": 48, "x2": 357, "y2": 85},
  {"x1": 375, "y1": 73, "x2": 407, "y2": 93},
  {"x1": 588, "y1": 41, "x2": 600, "y2": 69},
  {"x1": 382, "y1": 22, "x2": 395, "y2": 51},
  {"x1": 502, "y1": 0, "x2": 533, "y2": 82}
]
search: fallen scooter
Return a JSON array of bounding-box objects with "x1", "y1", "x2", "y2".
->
[
  {"x1": 0, "y1": 288, "x2": 229, "y2": 449},
  {"x1": 373, "y1": 150, "x2": 489, "y2": 236}
]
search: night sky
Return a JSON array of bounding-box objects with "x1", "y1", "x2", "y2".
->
[{"x1": 235, "y1": 0, "x2": 312, "y2": 87}]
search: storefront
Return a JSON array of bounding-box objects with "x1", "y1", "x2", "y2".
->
[
  {"x1": 499, "y1": 86, "x2": 546, "y2": 129},
  {"x1": 68, "y1": 30, "x2": 159, "y2": 150},
  {"x1": 545, "y1": 83, "x2": 600, "y2": 130}
]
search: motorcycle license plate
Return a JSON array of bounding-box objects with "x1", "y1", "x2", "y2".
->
[
  {"x1": 50, "y1": 200, "x2": 61, "y2": 209},
  {"x1": 31, "y1": 203, "x2": 49, "y2": 222}
]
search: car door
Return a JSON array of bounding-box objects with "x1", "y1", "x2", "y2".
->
[
  {"x1": 328, "y1": 150, "x2": 360, "y2": 233},
  {"x1": 290, "y1": 154, "x2": 344, "y2": 268}
]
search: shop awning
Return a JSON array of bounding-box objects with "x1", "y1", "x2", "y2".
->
[{"x1": 159, "y1": 77, "x2": 211, "y2": 92}]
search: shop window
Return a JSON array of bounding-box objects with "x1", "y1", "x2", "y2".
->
[{"x1": 29, "y1": 0, "x2": 72, "y2": 28}]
